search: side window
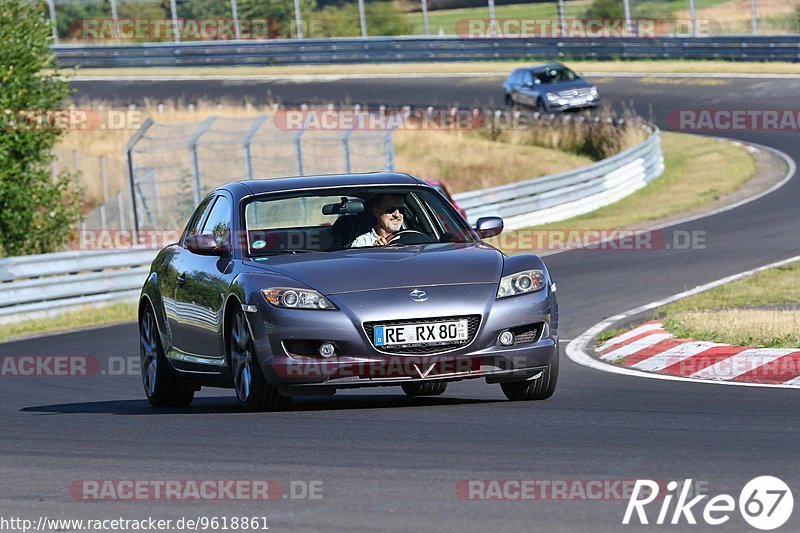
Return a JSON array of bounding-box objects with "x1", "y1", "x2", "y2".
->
[
  {"x1": 521, "y1": 70, "x2": 533, "y2": 86},
  {"x1": 200, "y1": 196, "x2": 232, "y2": 247},
  {"x1": 182, "y1": 196, "x2": 214, "y2": 242}
]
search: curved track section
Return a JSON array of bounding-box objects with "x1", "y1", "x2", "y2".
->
[{"x1": 1, "y1": 75, "x2": 798, "y2": 531}]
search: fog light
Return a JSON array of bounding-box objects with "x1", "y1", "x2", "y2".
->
[
  {"x1": 318, "y1": 342, "x2": 336, "y2": 357},
  {"x1": 499, "y1": 330, "x2": 514, "y2": 346}
]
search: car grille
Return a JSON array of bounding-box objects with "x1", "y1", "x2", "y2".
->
[
  {"x1": 363, "y1": 315, "x2": 482, "y2": 355},
  {"x1": 558, "y1": 88, "x2": 591, "y2": 98},
  {"x1": 510, "y1": 323, "x2": 545, "y2": 345}
]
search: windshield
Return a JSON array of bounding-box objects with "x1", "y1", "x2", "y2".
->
[
  {"x1": 243, "y1": 186, "x2": 476, "y2": 255},
  {"x1": 535, "y1": 66, "x2": 578, "y2": 84}
]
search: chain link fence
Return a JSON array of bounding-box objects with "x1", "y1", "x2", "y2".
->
[{"x1": 118, "y1": 113, "x2": 394, "y2": 231}]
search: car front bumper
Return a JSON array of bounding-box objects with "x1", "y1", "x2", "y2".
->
[{"x1": 245, "y1": 283, "x2": 559, "y2": 391}]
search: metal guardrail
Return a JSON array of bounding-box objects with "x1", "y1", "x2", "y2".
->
[
  {"x1": 0, "y1": 249, "x2": 157, "y2": 325},
  {"x1": 54, "y1": 35, "x2": 800, "y2": 68},
  {"x1": 454, "y1": 126, "x2": 664, "y2": 229},
  {"x1": 0, "y1": 128, "x2": 662, "y2": 324}
]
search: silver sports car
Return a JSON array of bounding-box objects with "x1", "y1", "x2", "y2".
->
[{"x1": 138, "y1": 173, "x2": 559, "y2": 411}]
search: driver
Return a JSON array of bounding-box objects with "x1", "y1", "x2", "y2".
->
[{"x1": 349, "y1": 194, "x2": 406, "y2": 248}]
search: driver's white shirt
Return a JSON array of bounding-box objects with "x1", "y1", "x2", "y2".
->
[{"x1": 349, "y1": 228, "x2": 380, "y2": 248}]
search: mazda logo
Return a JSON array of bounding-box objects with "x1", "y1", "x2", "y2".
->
[{"x1": 408, "y1": 289, "x2": 428, "y2": 302}]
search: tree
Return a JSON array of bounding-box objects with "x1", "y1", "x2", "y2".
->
[{"x1": 0, "y1": 0, "x2": 82, "y2": 256}]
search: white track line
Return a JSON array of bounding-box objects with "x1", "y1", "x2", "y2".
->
[{"x1": 566, "y1": 254, "x2": 800, "y2": 389}]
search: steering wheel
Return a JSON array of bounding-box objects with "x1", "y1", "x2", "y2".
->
[{"x1": 387, "y1": 229, "x2": 429, "y2": 245}]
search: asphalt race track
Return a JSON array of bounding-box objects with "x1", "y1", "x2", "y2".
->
[{"x1": 0, "y1": 74, "x2": 798, "y2": 532}]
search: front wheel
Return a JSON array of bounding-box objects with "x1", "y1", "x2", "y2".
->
[
  {"x1": 500, "y1": 355, "x2": 559, "y2": 401},
  {"x1": 229, "y1": 310, "x2": 291, "y2": 412},
  {"x1": 139, "y1": 304, "x2": 195, "y2": 407}
]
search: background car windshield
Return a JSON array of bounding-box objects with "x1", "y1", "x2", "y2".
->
[
  {"x1": 537, "y1": 66, "x2": 577, "y2": 84},
  {"x1": 244, "y1": 187, "x2": 475, "y2": 254}
]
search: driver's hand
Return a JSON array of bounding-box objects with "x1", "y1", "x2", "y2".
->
[{"x1": 373, "y1": 235, "x2": 390, "y2": 246}]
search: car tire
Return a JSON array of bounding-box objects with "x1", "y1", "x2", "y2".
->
[
  {"x1": 229, "y1": 309, "x2": 291, "y2": 412},
  {"x1": 500, "y1": 354, "x2": 559, "y2": 401},
  {"x1": 534, "y1": 98, "x2": 547, "y2": 114},
  {"x1": 401, "y1": 381, "x2": 448, "y2": 397},
  {"x1": 504, "y1": 94, "x2": 513, "y2": 107},
  {"x1": 139, "y1": 304, "x2": 195, "y2": 408}
]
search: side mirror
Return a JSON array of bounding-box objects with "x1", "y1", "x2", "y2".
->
[
  {"x1": 475, "y1": 216, "x2": 503, "y2": 239},
  {"x1": 185, "y1": 234, "x2": 229, "y2": 255}
]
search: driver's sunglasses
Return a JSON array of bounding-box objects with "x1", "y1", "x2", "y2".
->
[{"x1": 381, "y1": 205, "x2": 406, "y2": 215}]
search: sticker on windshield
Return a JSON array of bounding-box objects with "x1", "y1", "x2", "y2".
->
[{"x1": 252, "y1": 240, "x2": 267, "y2": 249}]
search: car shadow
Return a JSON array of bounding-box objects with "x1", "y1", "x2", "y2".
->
[{"x1": 21, "y1": 394, "x2": 505, "y2": 415}]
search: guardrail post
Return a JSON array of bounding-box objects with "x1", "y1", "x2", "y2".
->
[
  {"x1": 294, "y1": 129, "x2": 305, "y2": 176},
  {"x1": 623, "y1": 0, "x2": 632, "y2": 35},
  {"x1": 293, "y1": 0, "x2": 304, "y2": 38},
  {"x1": 117, "y1": 192, "x2": 126, "y2": 230},
  {"x1": 189, "y1": 116, "x2": 217, "y2": 206},
  {"x1": 688, "y1": 0, "x2": 697, "y2": 36},
  {"x1": 384, "y1": 128, "x2": 395, "y2": 171},
  {"x1": 342, "y1": 129, "x2": 354, "y2": 173},
  {"x1": 751, "y1": 0, "x2": 759, "y2": 34},
  {"x1": 100, "y1": 156, "x2": 109, "y2": 230},
  {"x1": 124, "y1": 117, "x2": 154, "y2": 235},
  {"x1": 169, "y1": 0, "x2": 180, "y2": 43},
  {"x1": 421, "y1": 0, "x2": 429, "y2": 35},
  {"x1": 108, "y1": 0, "x2": 121, "y2": 41},
  {"x1": 45, "y1": 0, "x2": 58, "y2": 44},
  {"x1": 358, "y1": 0, "x2": 367, "y2": 37},
  {"x1": 242, "y1": 115, "x2": 269, "y2": 180},
  {"x1": 230, "y1": 0, "x2": 241, "y2": 39}
]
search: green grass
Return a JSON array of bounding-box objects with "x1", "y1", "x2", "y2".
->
[
  {"x1": 0, "y1": 302, "x2": 137, "y2": 343},
  {"x1": 659, "y1": 262, "x2": 800, "y2": 348}
]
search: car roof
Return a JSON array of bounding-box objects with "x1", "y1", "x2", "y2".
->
[
  {"x1": 218, "y1": 172, "x2": 429, "y2": 197},
  {"x1": 514, "y1": 62, "x2": 566, "y2": 74}
]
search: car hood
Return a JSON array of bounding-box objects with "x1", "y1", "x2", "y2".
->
[
  {"x1": 243, "y1": 243, "x2": 504, "y2": 295},
  {"x1": 546, "y1": 78, "x2": 592, "y2": 93}
]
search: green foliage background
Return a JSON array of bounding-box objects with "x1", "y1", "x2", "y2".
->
[{"x1": 0, "y1": 0, "x2": 82, "y2": 256}]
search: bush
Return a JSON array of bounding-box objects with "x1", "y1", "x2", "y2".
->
[
  {"x1": 0, "y1": 0, "x2": 82, "y2": 256},
  {"x1": 312, "y1": 2, "x2": 413, "y2": 37}
]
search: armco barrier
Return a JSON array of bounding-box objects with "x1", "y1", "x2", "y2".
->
[
  {"x1": 53, "y1": 35, "x2": 800, "y2": 68},
  {"x1": 0, "y1": 249, "x2": 157, "y2": 325},
  {"x1": 0, "y1": 127, "x2": 662, "y2": 324},
  {"x1": 454, "y1": 126, "x2": 664, "y2": 229}
]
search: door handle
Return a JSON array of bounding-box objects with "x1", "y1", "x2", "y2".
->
[{"x1": 177, "y1": 273, "x2": 186, "y2": 287}]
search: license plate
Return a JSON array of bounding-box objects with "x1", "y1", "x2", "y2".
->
[
  {"x1": 374, "y1": 319, "x2": 469, "y2": 347},
  {"x1": 569, "y1": 98, "x2": 587, "y2": 106}
]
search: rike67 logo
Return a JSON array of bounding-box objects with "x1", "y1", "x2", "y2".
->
[{"x1": 623, "y1": 477, "x2": 793, "y2": 530}]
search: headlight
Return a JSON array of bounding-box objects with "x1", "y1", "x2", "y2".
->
[
  {"x1": 590, "y1": 86, "x2": 598, "y2": 96},
  {"x1": 546, "y1": 92, "x2": 557, "y2": 101},
  {"x1": 262, "y1": 288, "x2": 336, "y2": 310},
  {"x1": 496, "y1": 270, "x2": 546, "y2": 299}
]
